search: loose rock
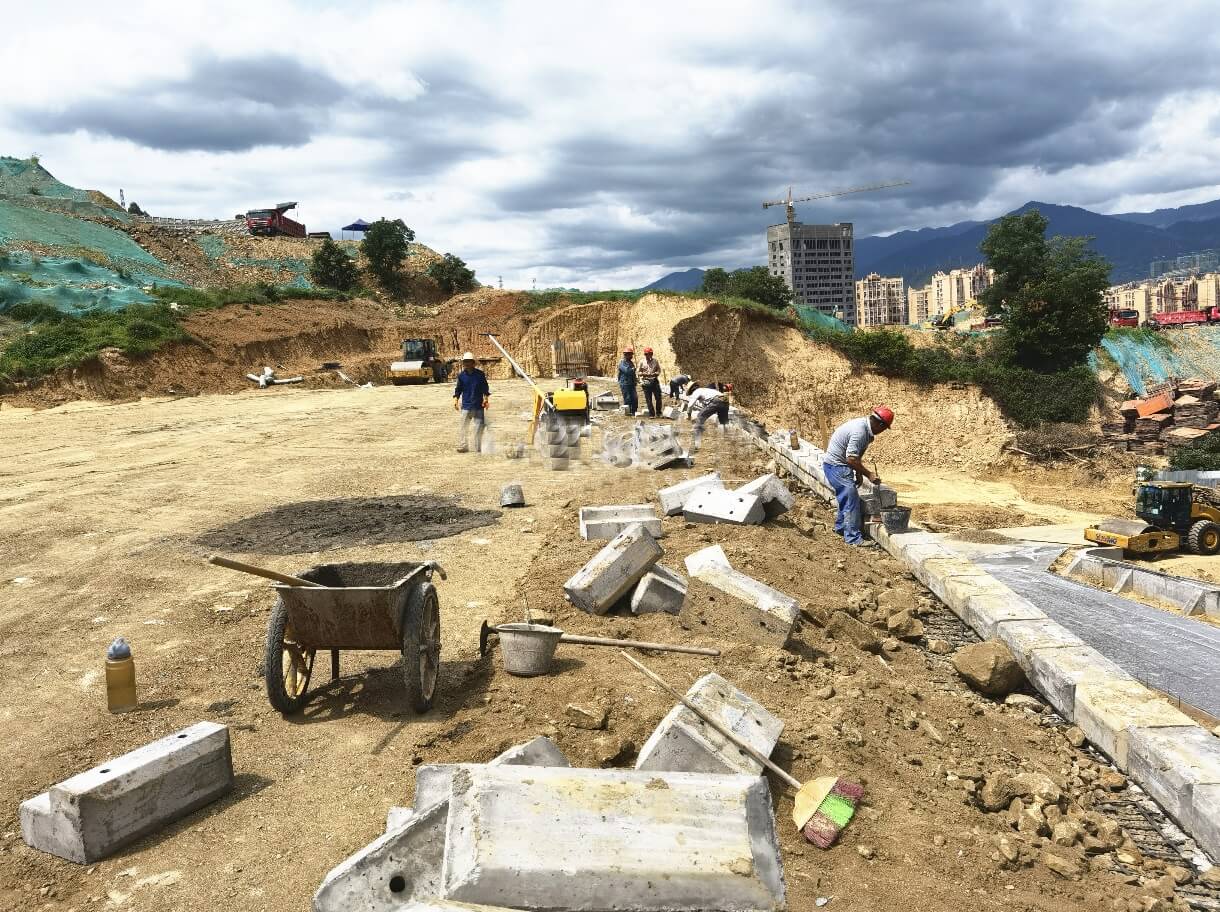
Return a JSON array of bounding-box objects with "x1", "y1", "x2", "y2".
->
[
  {"x1": 566, "y1": 703, "x2": 608, "y2": 730},
  {"x1": 886, "y1": 610, "x2": 925, "y2": 641},
  {"x1": 952, "y1": 641, "x2": 1026, "y2": 697},
  {"x1": 1042, "y1": 850, "x2": 1082, "y2": 879},
  {"x1": 1065, "y1": 726, "x2": 1087, "y2": 748},
  {"x1": 927, "y1": 639, "x2": 953, "y2": 655}
]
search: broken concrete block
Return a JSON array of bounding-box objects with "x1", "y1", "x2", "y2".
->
[
  {"x1": 683, "y1": 488, "x2": 765, "y2": 525},
  {"x1": 20, "y1": 721, "x2": 233, "y2": 864},
  {"x1": 413, "y1": 736, "x2": 570, "y2": 812},
  {"x1": 564, "y1": 522, "x2": 663, "y2": 614},
  {"x1": 686, "y1": 559, "x2": 799, "y2": 646},
  {"x1": 636, "y1": 672, "x2": 783, "y2": 776},
  {"x1": 630, "y1": 563, "x2": 688, "y2": 614},
  {"x1": 441, "y1": 765, "x2": 786, "y2": 911},
  {"x1": 684, "y1": 543, "x2": 732, "y2": 575},
  {"x1": 647, "y1": 450, "x2": 692, "y2": 470},
  {"x1": 735, "y1": 473, "x2": 795, "y2": 519},
  {"x1": 658, "y1": 472, "x2": 724, "y2": 516},
  {"x1": 492, "y1": 734, "x2": 570, "y2": 767},
  {"x1": 579, "y1": 504, "x2": 663, "y2": 541}
]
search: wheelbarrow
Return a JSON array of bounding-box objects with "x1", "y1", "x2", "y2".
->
[{"x1": 209, "y1": 556, "x2": 446, "y2": 714}]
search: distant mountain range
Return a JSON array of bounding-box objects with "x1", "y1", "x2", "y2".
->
[{"x1": 639, "y1": 197, "x2": 1220, "y2": 292}]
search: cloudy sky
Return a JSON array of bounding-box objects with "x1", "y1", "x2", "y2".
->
[{"x1": 4, "y1": 0, "x2": 1220, "y2": 289}]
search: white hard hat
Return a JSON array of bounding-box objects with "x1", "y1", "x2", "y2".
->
[{"x1": 462, "y1": 351, "x2": 475, "y2": 360}]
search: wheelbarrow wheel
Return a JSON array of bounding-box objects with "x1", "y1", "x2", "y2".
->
[
  {"x1": 265, "y1": 596, "x2": 316, "y2": 714},
  {"x1": 401, "y1": 582, "x2": 440, "y2": 713}
]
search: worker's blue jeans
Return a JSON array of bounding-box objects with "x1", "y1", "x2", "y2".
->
[
  {"x1": 620, "y1": 383, "x2": 638, "y2": 416},
  {"x1": 825, "y1": 462, "x2": 865, "y2": 545}
]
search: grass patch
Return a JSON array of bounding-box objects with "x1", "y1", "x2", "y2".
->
[
  {"x1": 0, "y1": 300, "x2": 184, "y2": 380},
  {"x1": 150, "y1": 282, "x2": 352, "y2": 309}
]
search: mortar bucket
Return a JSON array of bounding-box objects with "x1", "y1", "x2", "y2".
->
[
  {"x1": 497, "y1": 623, "x2": 563, "y2": 676},
  {"x1": 881, "y1": 506, "x2": 911, "y2": 534}
]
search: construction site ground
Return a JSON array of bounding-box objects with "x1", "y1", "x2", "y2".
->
[{"x1": 1, "y1": 379, "x2": 1209, "y2": 912}]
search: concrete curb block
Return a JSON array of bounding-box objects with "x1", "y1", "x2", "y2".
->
[
  {"x1": 1066, "y1": 547, "x2": 1220, "y2": 617},
  {"x1": 752, "y1": 428, "x2": 1220, "y2": 861}
]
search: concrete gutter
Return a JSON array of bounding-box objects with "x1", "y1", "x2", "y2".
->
[
  {"x1": 748, "y1": 426, "x2": 1220, "y2": 862},
  {"x1": 1064, "y1": 546, "x2": 1220, "y2": 618}
]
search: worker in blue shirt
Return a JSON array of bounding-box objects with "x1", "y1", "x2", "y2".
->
[
  {"x1": 453, "y1": 352, "x2": 490, "y2": 453},
  {"x1": 617, "y1": 347, "x2": 638, "y2": 416}
]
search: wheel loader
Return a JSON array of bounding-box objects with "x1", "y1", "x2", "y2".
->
[{"x1": 1084, "y1": 481, "x2": 1220, "y2": 557}]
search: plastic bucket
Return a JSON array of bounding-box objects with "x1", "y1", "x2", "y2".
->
[
  {"x1": 881, "y1": 506, "x2": 912, "y2": 534},
  {"x1": 497, "y1": 623, "x2": 563, "y2": 676}
]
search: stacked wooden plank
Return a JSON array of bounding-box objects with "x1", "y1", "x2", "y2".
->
[
  {"x1": 1103, "y1": 377, "x2": 1220, "y2": 455},
  {"x1": 1173, "y1": 394, "x2": 1220, "y2": 429}
]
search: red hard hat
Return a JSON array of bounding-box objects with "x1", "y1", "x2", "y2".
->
[
  {"x1": 644, "y1": 347, "x2": 653, "y2": 355},
  {"x1": 871, "y1": 405, "x2": 895, "y2": 429}
]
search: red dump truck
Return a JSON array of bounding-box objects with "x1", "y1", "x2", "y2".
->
[
  {"x1": 245, "y1": 202, "x2": 306, "y2": 237},
  {"x1": 1108, "y1": 308, "x2": 1140, "y2": 327},
  {"x1": 1148, "y1": 308, "x2": 1220, "y2": 329}
]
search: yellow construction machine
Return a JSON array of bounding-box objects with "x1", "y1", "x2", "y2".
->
[
  {"x1": 1084, "y1": 481, "x2": 1220, "y2": 557},
  {"x1": 483, "y1": 334, "x2": 589, "y2": 461},
  {"x1": 388, "y1": 339, "x2": 453, "y2": 385}
]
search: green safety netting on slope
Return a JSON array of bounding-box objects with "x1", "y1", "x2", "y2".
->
[{"x1": 796, "y1": 305, "x2": 853, "y2": 334}]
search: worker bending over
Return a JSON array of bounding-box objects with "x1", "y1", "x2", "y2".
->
[
  {"x1": 668, "y1": 373, "x2": 691, "y2": 401},
  {"x1": 638, "y1": 347, "x2": 663, "y2": 417},
  {"x1": 823, "y1": 406, "x2": 894, "y2": 547},
  {"x1": 617, "y1": 347, "x2": 638, "y2": 416},
  {"x1": 453, "y1": 352, "x2": 490, "y2": 453},
  {"x1": 688, "y1": 382, "x2": 732, "y2": 451}
]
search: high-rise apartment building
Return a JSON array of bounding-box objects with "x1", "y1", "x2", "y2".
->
[
  {"x1": 907, "y1": 264, "x2": 996, "y2": 323},
  {"x1": 907, "y1": 287, "x2": 930, "y2": 324},
  {"x1": 767, "y1": 221, "x2": 855, "y2": 323},
  {"x1": 854, "y1": 273, "x2": 906, "y2": 327}
]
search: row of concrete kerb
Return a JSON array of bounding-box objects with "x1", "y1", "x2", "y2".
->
[
  {"x1": 1065, "y1": 546, "x2": 1220, "y2": 618},
  {"x1": 751, "y1": 427, "x2": 1220, "y2": 863}
]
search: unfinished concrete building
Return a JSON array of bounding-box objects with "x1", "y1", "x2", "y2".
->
[
  {"x1": 854, "y1": 272, "x2": 906, "y2": 327},
  {"x1": 767, "y1": 221, "x2": 855, "y2": 324}
]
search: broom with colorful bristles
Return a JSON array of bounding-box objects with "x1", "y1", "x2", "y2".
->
[{"x1": 619, "y1": 652, "x2": 863, "y2": 848}]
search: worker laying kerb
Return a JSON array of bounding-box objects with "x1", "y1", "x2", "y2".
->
[
  {"x1": 822, "y1": 406, "x2": 893, "y2": 547},
  {"x1": 453, "y1": 352, "x2": 490, "y2": 453},
  {"x1": 688, "y1": 382, "x2": 733, "y2": 451}
]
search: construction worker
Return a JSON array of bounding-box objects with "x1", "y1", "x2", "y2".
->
[
  {"x1": 689, "y1": 382, "x2": 732, "y2": 451},
  {"x1": 668, "y1": 372, "x2": 691, "y2": 401},
  {"x1": 617, "y1": 347, "x2": 638, "y2": 416},
  {"x1": 823, "y1": 406, "x2": 894, "y2": 547},
  {"x1": 638, "y1": 347, "x2": 663, "y2": 417},
  {"x1": 453, "y1": 352, "x2": 490, "y2": 453}
]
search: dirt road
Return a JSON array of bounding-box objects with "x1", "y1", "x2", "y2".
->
[{"x1": 0, "y1": 384, "x2": 1198, "y2": 912}]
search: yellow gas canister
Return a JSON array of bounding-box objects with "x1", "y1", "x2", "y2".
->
[{"x1": 105, "y1": 637, "x2": 138, "y2": 713}]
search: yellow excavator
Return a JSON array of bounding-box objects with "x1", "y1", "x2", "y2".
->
[{"x1": 1084, "y1": 481, "x2": 1220, "y2": 557}]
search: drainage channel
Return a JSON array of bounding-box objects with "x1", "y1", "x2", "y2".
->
[{"x1": 917, "y1": 601, "x2": 1218, "y2": 910}]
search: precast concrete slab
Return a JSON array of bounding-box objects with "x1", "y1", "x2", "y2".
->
[
  {"x1": 19, "y1": 721, "x2": 233, "y2": 864},
  {"x1": 1021, "y1": 645, "x2": 1133, "y2": 723},
  {"x1": 734, "y1": 473, "x2": 795, "y2": 519},
  {"x1": 441, "y1": 765, "x2": 786, "y2": 911},
  {"x1": 492, "y1": 734, "x2": 569, "y2": 767},
  {"x1": 579, "y1": 504, "x2": 663, "y2": 541},
  {"x1": 959, "y1": 592, "x2": 1047, "y2": 640},
  {"x1": 684, "y1": 543, "x2": 731, "y2": 575},
  {"x1": 411, "y1": 735, "x2": 571, "y2": 811},
  {"x1": 386, "y1": 806, "x2": 412, "y2": 830},
  {"x1": 1072, "y1": 679, "x2": 1195, "y2": 769},
  {"x1": 688, "y1": 566, "x2": 799, "y2": 645},
  {"x1": 630, "y1": 563, "x2": 688, "y2": 615},
  {"x1": 658, "y1": 473, "x2": 725, "y2": 516},
  {"x1": 1126, "y1": 725, "x2": 1220, "y2": 831},
  {"x1": 564, "y1": 523, "x2": 663, "y2": 614},
  {"x1": 401, "y1": 903, "x2": 520, "y2": 912},
  {"x1": 995, "y1": 618, "x2": 1085, "y2": 657},
  {"x1": 636, "y1": 672, "x2": 783, "y2": 776},
  {"x1": 1183, "y1": 784, "x2": 1220, "y2": 864},
  {"x1": 683, "y1": 488, "x2": 765, "y2": 525}
]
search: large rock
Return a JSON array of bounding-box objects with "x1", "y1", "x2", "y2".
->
[
  {"x1": 885, "y1": 610, "x2": 925, "y2": 641},
  {"x1": 952, "y1": 640, "x2": 1026, "y2": 697}
]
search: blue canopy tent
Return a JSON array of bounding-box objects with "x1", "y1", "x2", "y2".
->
[{"x1": 341, "y1": 219, "x2": 371, "y2": 239}]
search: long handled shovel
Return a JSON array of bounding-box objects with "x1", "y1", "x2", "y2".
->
[{"x1": 619, "y1": 651, "x2": 862, "y2": 845}]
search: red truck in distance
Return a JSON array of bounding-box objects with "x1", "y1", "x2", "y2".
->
[
  {"x1": 245, "y1": 202, "x2": 306, "y2": 237},
  {"x1": 1148, "y1": 308, "x2": 1220, "y2": 330},
  {"x1": 1108, "y1": 308, "x2": 1140, "y2": 327}
]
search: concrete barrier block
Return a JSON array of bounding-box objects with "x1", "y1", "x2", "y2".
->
[
  {"x1": 662, "y1": 405, "x2": 682, "y2": 419},
  {"x1": 412, "y1": 736, "x2": 571, "y2": 811},
  {"x1": 684, "y1": 544, "x2": 732, "y2": 575},
  {"x1": 314, "y1": 800, "x2": 449, "y2": 911},
  {"x1": 683, "y1": 489, "x2": 765, "y2": 525},
  {"x1": 1182, "y1": 783, "x2": 1220, "y2": 862},
  {"x1": 441, "y1": 765, "x2": 785, "y2": 911},
  {"x1": 19, "y1": 721, "x2": 233, "y2": 864},
  {"x1": 579, "y1": 504, "x2": 663, "y2": 541},
  {"x1": 1073, "y1": 679, "x2": 1196, "y2": 769},
  {"x1": 564, "y1": 523, "x2": 663, "y2": 614},
  {"x1": 636, "y1": 672, "x2": 783, "y2": 776},
  {"x1": 688, "y1": 566, "x2": 799, "y2": 646},
  {"x1": 959, "y1": 592, "x2": 1046, "y2": 639},
  {"x1": 995, "y1": 618, "x2": 1085, "y2": 659},
  {"x1": 630, "y1": 564, "x2": 688, "y2": 615},
  {"x1": 1126, "y1": 725, "x2": 1220, "y2": 825},
  {"x1": 734, "y1": 473, "x2": 795, "y2": 519},
  {"x1": 1022, "y1": 645, "x2": 1133, "y2": 721}
]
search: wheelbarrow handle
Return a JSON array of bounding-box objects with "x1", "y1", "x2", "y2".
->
[
  {"x1": 424, "y1": 560, "x2": 448, "y2": 581},
  {"x1": 208, "y1": 555, "x2": 326, "y2": 588}
]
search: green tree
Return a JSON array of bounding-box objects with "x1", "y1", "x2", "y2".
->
[
  {"x1": 361, "y1": 218, "x2": 415, "y2": 288},
  {"x1": 700, "y1": 267, "x2": 730, "y2": 295},
  {"x1": 979, "y1": 210, "x2": 1111, "y2": 371},
  {"x1": 726, "y1": 266, "x2": 793, "y2": 310},
  {"x1": 309, "y1": 239, "x2": 359, "y2": 291},
  {"x1": 427, "y1": 253, "x2": 476, "y2": 295}
]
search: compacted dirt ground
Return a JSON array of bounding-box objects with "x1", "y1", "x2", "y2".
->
[{"x1": 0, "y1": 381, "x2": 1204, "y2": 911}]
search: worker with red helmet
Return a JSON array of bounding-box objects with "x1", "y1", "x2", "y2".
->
[
  {"x1": 638, "y1": 346, "x2": 663, "y2": 417},
  {"x1": 823, "y1": 406, "x2": 894, "y2": 547},
  {"x1": 617, "y1": 347, "x2": 639, "y2": 416}
]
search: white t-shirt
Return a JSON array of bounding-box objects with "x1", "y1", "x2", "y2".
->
[{"x1": 685, "y1": 387, "x2": 723, "y2": 410}]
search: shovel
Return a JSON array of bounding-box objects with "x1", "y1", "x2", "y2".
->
[{"x1": 618, "y1": 651, "x2": 848, "y2": 835}]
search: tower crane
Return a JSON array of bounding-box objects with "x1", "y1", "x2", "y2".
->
[{"x1": 762, "y1": 180, "x2": 911, "y2": 226}]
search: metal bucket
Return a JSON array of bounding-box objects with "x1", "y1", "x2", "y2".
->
[
  {"x1": 880, "y1": 506, "x2": 912, "y2": 534},
  {"x1": 497, "y1": 623, "x2": 563, "y2": 676}
]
